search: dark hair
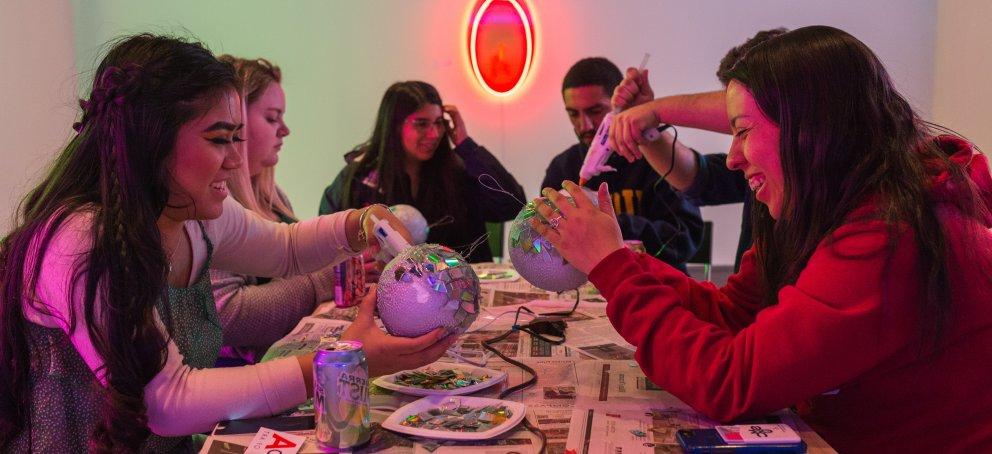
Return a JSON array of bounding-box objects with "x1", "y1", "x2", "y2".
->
[
  {"x1": 717, "y1": 28, "x2": 789, "y2": 86},
  {"x1": 719, "y1": 25, "x2": 984, "y2": 348},
  {"x1": 0, "y1": 34, "x2": 236, "y2": 450},
  {"x1": 562, "y1": 57, "x2": 622, "y2": 96},
  {"x1": 341, "y1": 81, "x2": 468, "y2": 229}
]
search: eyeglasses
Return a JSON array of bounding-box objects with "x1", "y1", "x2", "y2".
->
[{"x1": 406, "y1": 118, "x2": 448, "y2": 134}]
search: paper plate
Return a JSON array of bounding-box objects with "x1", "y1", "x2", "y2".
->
[
  {"x1": 381, "y1": 395, "x2": 526, "y2": 441},
  {"x1": 373, "y1": 362, "x2": 507, "y2": 396}
]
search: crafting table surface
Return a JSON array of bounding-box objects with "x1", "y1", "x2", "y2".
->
[{"x1": 201, "y1": 262, "x2": 836, "y2": 454}]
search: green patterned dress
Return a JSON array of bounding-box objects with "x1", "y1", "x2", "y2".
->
[{"x1": 13, "y1": 225, "x2": 224, "y2": 453}]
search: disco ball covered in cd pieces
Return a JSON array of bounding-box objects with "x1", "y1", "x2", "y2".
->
[
  {"x1": 389, "y1": 204, "x2": 429, "y2": 244},
  {"x1": 508, "y1": 188, "x2": 600, "y2": 292},
  {"x1": 376, "y1": 243, "x2": 480, "y2": 337}
]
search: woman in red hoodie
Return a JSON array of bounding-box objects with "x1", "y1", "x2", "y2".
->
[{"x1": 531, "y1": 26, "x2": 992, "y2": 453}]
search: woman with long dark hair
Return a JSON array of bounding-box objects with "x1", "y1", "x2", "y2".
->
[
  {"x1": 320, "y1": 81, "x2": 525, "y2": 263},
  {"x1": 0, "y1": 35, "x2": 452, "y2": 452},
  {"x1": 532, "y1": 26, "x2": 992, "y2": 452}
]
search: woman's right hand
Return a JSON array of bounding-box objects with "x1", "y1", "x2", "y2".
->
[
  {"x1": 345, "y1": 204, "x2": 415, "y2": 253},
  {"x1": 339, "y1": 286, "x2": 456, "y2": 377},
  {"x1": 362, "y1": 204, "x2": 414, "y2": 248}
]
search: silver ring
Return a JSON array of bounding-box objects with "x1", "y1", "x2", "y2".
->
[{"x1": 548, "y1": 215, "x2": 563, "y2": 229}]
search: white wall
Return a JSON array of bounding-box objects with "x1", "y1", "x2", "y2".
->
[
  {"x1": 933, "y1": 0, "x2": 992, "y2": 153},
  {"x1": 0, "y1": 0, "x2": 77, "y2": 232},
  {"x1": 9, "y1": 0, "x2": 939, "y2": 265}
]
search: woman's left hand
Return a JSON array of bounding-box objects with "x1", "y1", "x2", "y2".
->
[
  {"x1": 443, "y1": 104, "x2": 469, "y2": 147},
  {"x1": 529, "y1": 181, "x2": 626, "y2": 274},
  {"x1": 359, "y1": 204, "x2": 415, "y2": 247},
  {"x1": 340, "y1": 286, "x2": 457, "y2": 376}
]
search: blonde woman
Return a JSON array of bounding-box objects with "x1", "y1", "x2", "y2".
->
[{"x1": 211, "y1": 56, "x2": 332, "y2": 363}]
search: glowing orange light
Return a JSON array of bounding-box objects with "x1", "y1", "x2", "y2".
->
[{"x1": 469, "y1": 0, "x2": 534, "y2": 96}]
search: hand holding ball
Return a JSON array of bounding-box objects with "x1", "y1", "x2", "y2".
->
[
  {"x1": 508, "y1": 187, "x2": 600, "y2": 292},
  {"x1": 376, "y1": 244, "x2": 480, "y2": 337}
]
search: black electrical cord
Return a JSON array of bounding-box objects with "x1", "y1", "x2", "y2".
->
[
  {"x1": 652, "y1": 125, "x2": 692, "y2": 260},
  {"x1": 481, "y1": 329, "x2": 546, "y2": 453},
  {"x1": 658, "y1": 123, "x2": 678, "y2": 180},
  {"x1": 521, "y1": 417, "x2": 548, "y2": 454},
  {"x1": 512, "y1": 290, "x2": 579, "y2": 345},
  {"x1": 543, "y1": 289, "x2": 581, "y2": 317},
  {"x1": 482, "y1": 328, "x2": 537, "y2": 398},
  {"x1": 479, "y1": 291, "x2": 582, "y2": 454}
]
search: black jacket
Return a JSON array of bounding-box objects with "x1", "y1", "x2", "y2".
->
[{"x1": 320, "y1": 138, "x2": 524, "y2": 263}]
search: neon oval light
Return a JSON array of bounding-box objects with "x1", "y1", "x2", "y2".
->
[{"x1": 469, "y1": 0, "x2": 534, "y2": 96}]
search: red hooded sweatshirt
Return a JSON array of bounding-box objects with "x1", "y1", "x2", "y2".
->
[{"x1": 589, "y1": 136, "x2": 992, "y2": 453}]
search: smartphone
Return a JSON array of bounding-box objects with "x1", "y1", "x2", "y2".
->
[
  {"x1": 213, "y1": 415, "x2": 315, "y2": 435},
  {"x1": 676, "y1": 429, "x2": 807, "y2": 453}
]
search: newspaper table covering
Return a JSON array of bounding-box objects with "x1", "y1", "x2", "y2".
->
[{"x1": 201, "y1": 262, "x2": 836, "y2": 454}]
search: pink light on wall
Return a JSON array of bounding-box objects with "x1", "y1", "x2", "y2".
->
[{"x1": 469, "y1": 0, "x2": 534, "y2": 96}]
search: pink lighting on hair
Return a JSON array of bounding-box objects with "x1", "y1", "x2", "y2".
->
[{"x1": 469, "y1": 0, "x2": 534, "y2": 96}]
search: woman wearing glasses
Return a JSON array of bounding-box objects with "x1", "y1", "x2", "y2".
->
[{"x1": 320, "y1": 81, "x2": 524, "y2": 263}]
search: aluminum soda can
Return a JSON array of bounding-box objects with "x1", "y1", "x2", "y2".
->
[
  {"x1": 624, "y1": 239, "x2": 647, "y2": 254},
  {"x1": 333, "y1": 255, "x2": 368, "y2": 308},
  {"x1": 313, "y1": 340, "x2": 370, "y2": 451}
]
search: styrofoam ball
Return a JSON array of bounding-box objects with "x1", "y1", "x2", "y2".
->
[
  {"x1": 376, "y1": 244, "x2": 480, "y2": 337},
  {"x1": 508, "y1": 188, "x2": 599, "y2": 292},
  {"x1": 389, "y1": 204, "x2": 429, "y2": 244}
]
